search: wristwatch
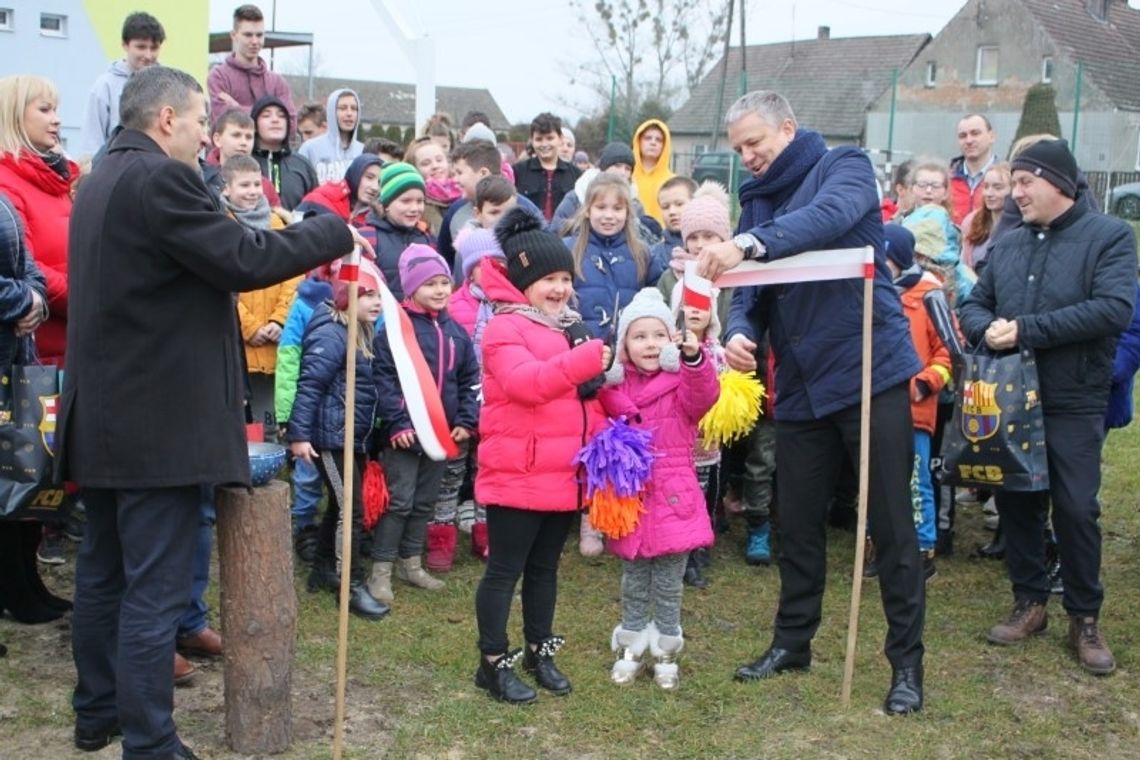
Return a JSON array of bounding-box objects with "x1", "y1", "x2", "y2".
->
[{"x1": 733, "y1": 233, "x2": 763, "y2": 260}]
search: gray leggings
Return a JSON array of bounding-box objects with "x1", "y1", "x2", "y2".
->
[{"x1": 620, "y1": 553, "x2": 688, "y2": 636}]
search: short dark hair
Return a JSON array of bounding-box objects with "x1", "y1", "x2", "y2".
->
[
  {"x1": 221, "y1": 154, "x2": 262, "y2": 183},
  {"x1": 363, "y1": 138, "x2": 403, "y2": 158},
  {"x1": 892, "y1": 159, "x2": 914, "y2": 189},
  {"x1": 461, "y1": 111, "x2": 491, "y2": 130},
  {"x1": 213, "y1": 109, "x2": 254, "y2": 135},
  {"x1": 959, "y1": 113, "x2": 993, "y2": 131},
  {"x1": 297, "y1": 102, "x2": 325, "y2": 127},
  {"x1": 475, "y1": 176, "x2": 515, "y2": 208},
  {"x1": 119, "y1": 65, "x2": 202, "y2": 131},
  {"x1": 451, "y1": 141, "x2": 502, "y2": 175},
  {"x1": 530, "y1": 112, "x2": 561, "y2": 137},
  {"x1": 659, "y1": 175, "x2": 697, "y2": 197},
  {"x1": 122, "y1": 12, "x2": 165, "y2": 44},
  {"x1": 233, "y1": 4, "x2": 263, "y2": 25}
]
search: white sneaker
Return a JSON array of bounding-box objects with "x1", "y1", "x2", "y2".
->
[
  {"x1": 955, "y1": 489, "x2": 980, "y2": 505},
  {"x1": 982, "y1": 496, "x2": 998, "y2": 516}
]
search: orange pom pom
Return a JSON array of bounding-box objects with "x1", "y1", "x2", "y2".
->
[{"x1": 587, "y1": 487, "x2": 645, "y2": 539}]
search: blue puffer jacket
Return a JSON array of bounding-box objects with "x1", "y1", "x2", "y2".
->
[
  {"x1": 0, "y1": 193, "x2": 46, "y2": 367},
  {"x1": 373, "y1": 305, "x2": 480, "y2": 453},
  {"x1": 565, "y1": 230, "x2": 653, "y2": 338},
  {"x1": 1106, "y1": 284, "x2": 1140, "y2": 430},
  {"x1": 288, "y1": 303, "x2": 379, "y2": 452},
  {"x1": 725, "y1": 145, "x2": 921, "y2": 421}
]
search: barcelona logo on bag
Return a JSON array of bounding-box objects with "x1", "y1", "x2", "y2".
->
[
  {"x1": 38, "y1": 394, "x2": 57, "y2": 454},
  {"x1": 961, "y1": 380, "x2": 1000, "y2": 443}
]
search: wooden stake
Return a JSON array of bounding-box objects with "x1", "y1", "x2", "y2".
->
[
  {"x1": 841, "y1": 260, "x2": 875, "y2": 708},
  {"x1": 332, "y1": 273, "x2": 360, "y2": 760}
]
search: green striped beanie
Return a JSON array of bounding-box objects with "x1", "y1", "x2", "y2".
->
[{"x1": 379, "y1": 161, "x2": 426, "y2": 205}]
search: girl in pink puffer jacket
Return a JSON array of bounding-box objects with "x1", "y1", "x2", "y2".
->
[{"x1": 601, "y1": 288, "x2": 719, "y2": 691}]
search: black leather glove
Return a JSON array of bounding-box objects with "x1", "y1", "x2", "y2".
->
[{"x1": 563, "y1": 322, "x2": 606, "y2": 399}]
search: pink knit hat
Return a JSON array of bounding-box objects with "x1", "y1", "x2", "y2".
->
[
  {"x1": 680, "y1": 181, "x2": 732, "y2": 244},
  {"x1": 398, "y1": 244, "x2": 451, "y2": 297}
]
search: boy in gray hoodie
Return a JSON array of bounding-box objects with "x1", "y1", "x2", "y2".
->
[
  {"x1": 78, "y1": 12, "x2": 165, "y2": 156},
  {"x1": 298, "y1": 88, "x2": 364, "y2": 183}
]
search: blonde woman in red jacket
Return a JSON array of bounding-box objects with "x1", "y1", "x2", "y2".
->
[
  {"x1": 0, "y1": 75, "x2": 75, "y2": 368},
  {"x1": 473, "y1": 209, "x2": 612, "y2": 704}
]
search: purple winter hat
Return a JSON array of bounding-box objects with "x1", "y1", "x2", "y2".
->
[
  {"x1": 398, "y1": 244, "x2": 451, "y2": 297},
  {"x1": 456, "y1": 227, "x2": 506, "y2": 280}
]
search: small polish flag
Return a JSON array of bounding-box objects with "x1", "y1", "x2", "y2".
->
[
  {"x1": 338, "y1": 245, "x2": 361, "y2": 283},
  {"x1": 682, "y1": 261, "x2": 714, "y2": 311},
  {"x1": 713, "y1": 246, "x2": 875, "y2": 288}
]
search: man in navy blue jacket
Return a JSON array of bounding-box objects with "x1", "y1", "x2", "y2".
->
[{"x1": 698, "y1": 90, "x2": 926, "y2": 714}]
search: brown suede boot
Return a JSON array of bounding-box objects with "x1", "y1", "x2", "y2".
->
[
  {"x1": 1068, "y1": 616, "x2": 1116, "y2": 675},
  {"x1": 986, "y1": 599, "x2": 1048, "y2": 645}
]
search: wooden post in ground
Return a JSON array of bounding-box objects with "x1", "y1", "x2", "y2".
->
[{"x1": 216, "y1": 480, "x2": 296, "y2": 754}]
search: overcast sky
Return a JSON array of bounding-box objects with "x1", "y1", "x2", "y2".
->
[{"x1": 208, "y1": 0, "x2": 967, "y2": 124}]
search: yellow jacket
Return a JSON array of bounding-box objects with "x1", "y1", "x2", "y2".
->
[
  {"x1": 235, "y1": 210, "x2": 303, "y2": 374},
  {"x1": 631, "y1": 118, "x2": 675, "y2": 224}
]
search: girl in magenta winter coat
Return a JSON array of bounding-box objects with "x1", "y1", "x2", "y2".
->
[
  {"x1": 601, "y1": 287, "x2": 719, "y2": 691},
  {"x1": 472, "y1": 209, "x2": 612, "y2": 705}
]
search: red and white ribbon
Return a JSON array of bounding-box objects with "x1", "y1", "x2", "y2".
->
[
  {"x1": 713, "y1": 246, "x2": 875, "y2": 288},
  {"x1": 338, "y1": 245, "x2": 361, "y2": 283},
  {"x1": 376, "y1": 279, "x2": 460, "y2": 462}
]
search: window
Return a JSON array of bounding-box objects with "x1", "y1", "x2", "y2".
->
[
  {"x1": 0, "y1": 8, "x2": 12, "y2": 31},
  {"x1": 975, "y1": 46, "x2": 999, "y2": 85},
  {"x1": 39, "y1": 13, "x2": 66, "y2": 37},
  {"x1": 1042, "y1": 56, "x2": 1054, "y2": 83},
  {"x1": 925, "y1": 61, "x2": 937, "y2": 87}
]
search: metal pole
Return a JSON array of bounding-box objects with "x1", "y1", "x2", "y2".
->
[
  {"x1": 307, "y1": 44, "x2": 314, "y2": 101},
  {"x1": 269, "y1": 0, "x2": 276, "y2": 70},
  {"x1": 1071, "y1": 60, "x2": 1083, "y2": 149},
  {"x1": 738, "y1": 0, "x2": 747, "y2": 96},
  {"x1": 607, "y1": 75, "x2": 616, "y2": 142},
  {"x1": 887, "y1": 68, "x2": 898, "y2": 161},
  {"x1": 711, "y1": 0, "x2": 735, "y2": 151}
]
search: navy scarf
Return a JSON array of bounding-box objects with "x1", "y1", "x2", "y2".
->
[{"x1": 737, "y1": 129, "x2": 828, "y2": 230}]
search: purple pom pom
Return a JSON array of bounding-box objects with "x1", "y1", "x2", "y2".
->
[{"x1": 573, "y1": 417, "x2": 656, "y2": 497}]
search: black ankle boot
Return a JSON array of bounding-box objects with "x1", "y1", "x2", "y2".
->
[
  {"x1": 344, "y1": 581, "x2": 389, "y2": 620},
  {"x1": 475, "y1": 650, "x2": 537, "y2": 704},
  {"x1": 523, "y1": 637, "x2": 571, "y2": 695},
  {"x1": 306, "y1": 555, "x2": 338, "y2": 593},
  {"x1": 683, "y1": 553, "x2": 709, "y2": 589}
]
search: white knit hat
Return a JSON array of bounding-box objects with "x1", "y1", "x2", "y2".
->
[{"x1": 605, "y1": 288, "x2": 681, "y2": 384}]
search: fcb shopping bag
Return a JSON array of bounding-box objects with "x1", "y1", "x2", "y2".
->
[
  {"x1": 0, "y1": 364, "x2": 70, "y2": 520},
  {"x1": 940, "y1": 349, "x2": 1049, "y2": 492}
]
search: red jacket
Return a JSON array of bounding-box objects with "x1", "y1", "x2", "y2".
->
[
  {"x1": 899, "y1": 272, "x2": 953, "y2": 434},
  {"x1": 948, "y1": 156, "x2": 983, "y2": 226},
  {"x1": 475, "y1": 260, "x2": 609, "y2": 512},
  {"x1": 0, "y1": 151, "x2": 76, "y2": 365}
]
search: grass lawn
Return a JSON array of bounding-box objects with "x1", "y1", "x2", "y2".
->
[{"x1": 2, "y1": 409, "x2": 1139, "y2": 758}]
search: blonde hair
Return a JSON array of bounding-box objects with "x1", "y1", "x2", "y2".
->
[
  {"x1": 570, "y1": 174, "x2": 648, "y2": 280},
  {"x1": 330, "y1": 308, "x2": 376, "y2": 359},
  {"x1": 966, "y1": 162, "x2": 1012, "y2": 245},
  {"x1": 908, "y1": 159, "x2": 953, "y2": 214},
  {"x1": 0, "y1": 75, "x2": 59, "y2": 159}
]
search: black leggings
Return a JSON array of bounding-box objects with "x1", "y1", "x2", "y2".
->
[{"x1": 474, "y1": 506, "x2": 574, "y2": 655}]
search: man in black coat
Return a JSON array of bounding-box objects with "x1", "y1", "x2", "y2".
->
[
  {"x1": 57, "y1": 66, "x2": 370, "y2": 758},
  {"x1": 959, "y1": 139, "x2": 1136, "y2": 676}
]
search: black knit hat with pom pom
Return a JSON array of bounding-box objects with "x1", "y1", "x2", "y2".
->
[{"x1": 493, "y1": 207, "x2": 576, "y2": 293}]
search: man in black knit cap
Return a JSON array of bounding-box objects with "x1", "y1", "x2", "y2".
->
[{"x1": 959, "y1": 139, "x2": 1136, "y2": 675}]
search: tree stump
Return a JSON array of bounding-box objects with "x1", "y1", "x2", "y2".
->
[{"x1": 216, "y1": 481, "x2": 296, "y2": 755}]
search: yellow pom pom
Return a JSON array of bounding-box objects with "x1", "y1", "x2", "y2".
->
[
  {"x1": 698, "y1": 370, "x2": 765, "y2": 448},
  {"x1": 587, "y1": 487, "x2": 645, "y2": 539}
]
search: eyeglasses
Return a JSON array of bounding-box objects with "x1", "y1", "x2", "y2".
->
[{"x1": 912, "y1": 181, "x2": 946, "y2": 190}]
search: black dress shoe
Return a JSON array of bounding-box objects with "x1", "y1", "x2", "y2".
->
[
  {"x1": 74, "y1": 720, "x2": 122, "y2": 752},
  {"x1": 174, "y1": 740, "x2": 201, "y2": 759},
  {"x1": 522, "y1": 637, "x2": 571, "y2": 695},
  {"x1": 734, "y1": 646, "x2": 811, "y2": 681},
  {"x1": 474, "y1": 651, "x2": 537, "y2": 704},
  {"x1": 884, "y1": 664, "x2": 924, "y2": 715}
]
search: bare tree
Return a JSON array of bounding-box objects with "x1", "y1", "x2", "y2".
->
[{"x1": 570, "y1": 0, "x2": 730, "y2": 127}]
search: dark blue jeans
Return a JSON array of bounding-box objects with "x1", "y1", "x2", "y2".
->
[
  {"x1": 72, "y1": 486, "x2": 200, "y2": 759},
  {"x1": 177, "y1": 488, "x2": 215, "y2": 638}
]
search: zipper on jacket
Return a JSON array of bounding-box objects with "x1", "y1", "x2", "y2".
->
[{"x1": 433, "y1": 318, "x2": 445, "y2": 394}]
